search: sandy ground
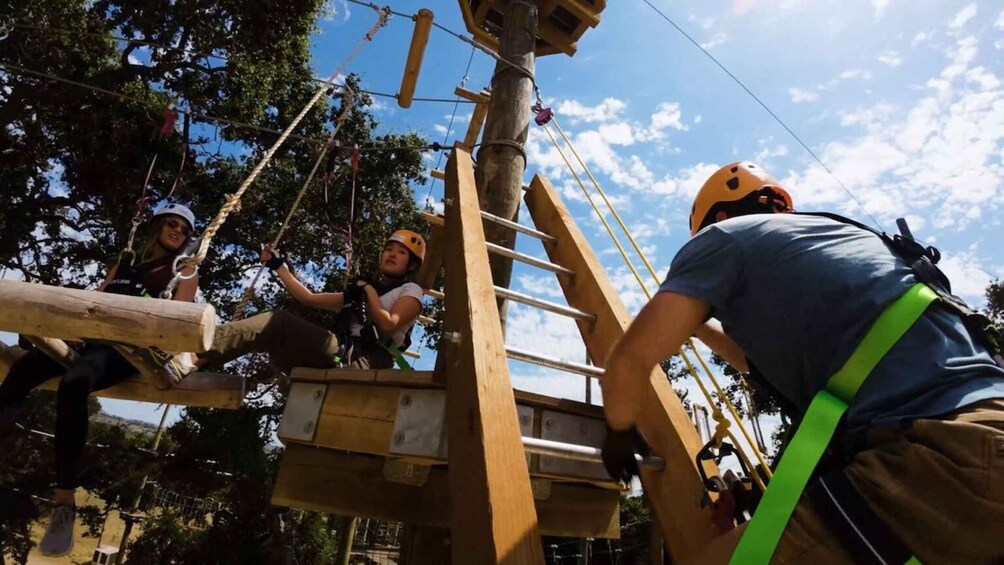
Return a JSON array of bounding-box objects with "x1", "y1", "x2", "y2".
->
[{"x1": 7, "y1": 490, "x2": 142, "y2": 565}]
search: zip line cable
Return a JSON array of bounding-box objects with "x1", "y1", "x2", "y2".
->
[
  {"x1": 0, "y1": 62, "x2": 450, "y2": 154},
  {"x1": 425, "y1": 44, "x2": 477, "y2": 208},
  {"x1": 639, "y1": 0, "x2": 882, "y2": 231},
  {"x1": 639, "y1": 0, "x2": 998, "y2": 282}
]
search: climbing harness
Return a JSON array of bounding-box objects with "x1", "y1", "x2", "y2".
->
[
  {"x1": 331, "y1": 275, "x2": 416, "y2": 370},
  {"x1": 731, "y1": 283, "x2": 937, "y2": 564},
  {"x1": 536, "y1": 110, "x2": 772, "y2": 491},
  {"x1": 160, "y1": 5, "x2": 391, "y2": 300}
]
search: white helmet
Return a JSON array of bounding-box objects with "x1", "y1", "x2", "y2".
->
[{"x1": 153, "y1": 203, "x2": 196, "y2": 230}]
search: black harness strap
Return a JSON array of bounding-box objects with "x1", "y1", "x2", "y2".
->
[{"x1": 805, "y1": 469, "x2": 912, "y2": 565}]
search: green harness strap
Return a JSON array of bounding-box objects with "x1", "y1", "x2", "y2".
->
[
  {"x1": 382, "y1": 342, "x2": 413, "y2": 370},
  {"x1": 730, "y1": 283, "x2": 938, "y2": 565}
]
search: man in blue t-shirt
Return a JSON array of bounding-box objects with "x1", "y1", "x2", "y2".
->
[{"x1": 601, "y1": 161, "x2": 1004, "y2": 564}]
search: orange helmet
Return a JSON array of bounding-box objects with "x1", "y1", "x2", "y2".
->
[
  {"x1": 689, "y1": 161, "x2": 793, "y2": 236},
  {"x1": 386, "y1": 229, "x2": 426, "y2": 262}
]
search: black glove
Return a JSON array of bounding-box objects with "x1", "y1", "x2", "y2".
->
[
  {"x1": 264, "y1": 248, "x2": 286, "y2": 270},
  {"x1": 342, "y1": 275, "x2": 371, "y2": 303},
  {"x1": 601, "y1": 427, "x2": 651, "y2": 483}
]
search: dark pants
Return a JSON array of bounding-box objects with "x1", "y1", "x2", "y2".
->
[
  {"x1": 203, "y1": 310, "x2": 393, "y2": 372},
  {"x1": 0, "y1": 345, "x2": 134, "y2": 489}
]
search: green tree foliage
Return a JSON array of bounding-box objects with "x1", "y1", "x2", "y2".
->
[
  {"x1": 1, "y1": 0, "x2": 431, "y2": 561},
  {"x1": 986, "y1": 279, "x2": 1003, "y2": 325}
]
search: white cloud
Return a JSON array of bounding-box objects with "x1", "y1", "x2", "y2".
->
[
  {"x1": 877, "y1": 51, "x2": 902, "y2": 67},
  {"x1": 997, "y1": 10, "x2": 1004, "y2": 31},
  {"x1": 516, "y1": 275, "x2": 565, "y2": 299},
  {"x1": 949, "y1": 4, "x2": 977, "y2": 30},
  {"x1": 555, "y1": 98, "x2": 627, "y2": 124},
  {"x1": 432, "y1": 124, "x2": 448, "y2": 135},
  {"x1": 688, "y1": 14, "x2": 716, "y2": 30},
  {"x1": 637, "y1": 102, "x2": 688, "y2": 140},
  {"x1": 839, "y1": 69, "x2": 873, "y2": 80},
  {"x1": 912, "y1": 31, "x2": 929, "y2": 46},
  {"x1": 781, "y1": 34, "x2": 1003, "y2": 228},
  {"x1": 700, "y1": 33, "x2": 730, "y2": 50},
  {"x1": 694, "y1": 115, "x2": 703, "y2": 124},
  {"x1": 938, "y1": 252, "x2": 992, "y2": 301},
  {"x1": 597, "y1": 122, "x2": 635, "y2": 145},
  {"x1": 788, "y1": 87, "x2": 820, "y2": 103},
  {"x1": 871, "y1": 0, "x2": 890, "y2": 19}
]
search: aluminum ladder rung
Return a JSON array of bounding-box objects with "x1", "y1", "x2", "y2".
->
[
  {"x1": 485, "y1": 242, "x2": 574, "y2": 277},
  {"x1": 504, "y1": 345, "x2": 604, "y2": 378},
  {"x1": 494, "y1": 286, "x2": 594, "y2": 322},
  {"x1": 479, "y1": 210, "x2": 556, "y2": 243},
  {"x1": 521, "y1": 436, "x2": 664, "y2": 470}
]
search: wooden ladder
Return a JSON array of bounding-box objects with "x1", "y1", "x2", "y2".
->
[{"x1": 434, "y1": 144, "x2": 720, "y2": 563}]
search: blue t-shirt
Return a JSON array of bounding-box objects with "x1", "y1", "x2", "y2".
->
[{"x1": 659, "y1": 213, "x2": 1004, "y2": 431}]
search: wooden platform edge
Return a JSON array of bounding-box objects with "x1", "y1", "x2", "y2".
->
[{"x1": 271, "y1": 445, "x2": 620, "y2": 539}]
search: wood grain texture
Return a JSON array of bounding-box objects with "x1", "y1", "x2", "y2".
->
[
  {"x1": 0, "y1": 280, "x2": 216, "y2": 352},
  {"x1": 443, "y1": 145, "x2": 544, "y2": 564},
  {"x1": 524, "y1": 173, "x2": 720, "y2": 564}
]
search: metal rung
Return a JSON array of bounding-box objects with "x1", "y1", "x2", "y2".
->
[
  {"x1": 417, "y1": 315, "x2": 437, "y2": 326},
  {"x1": 480, "y1": 211, "x2": 556, "y2": 243},
  {"x1": 494, "y1": 286, "x2": 594, "y2": 322},
  {"x1": 521, "y1": 436, "x2": 664, "y2": 471},
  {"x1": 424, "y1": 288, "x2": 444, "y2": 301},
  {"x1": 504, "y1": 346, "x2": 604, "y2": 378},
  {"x1": 486, "y1": 243, "x2": 574, "y2": 277}
]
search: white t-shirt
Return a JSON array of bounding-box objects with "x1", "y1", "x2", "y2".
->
[{"x1": 349, "y1": 282, "x2": 424, "y2": 347}]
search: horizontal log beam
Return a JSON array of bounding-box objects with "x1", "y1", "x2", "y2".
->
[
  {"x1": 0, "y1": 343, "x2": 243, "y2": 409},
  {"x1": 0, "y1": 280, "x2": 216, "y2": 353},
  {"x1": 272, "y1": 445, "x2": 620, "y2": 539}
]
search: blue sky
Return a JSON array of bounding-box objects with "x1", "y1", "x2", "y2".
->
[{"x1": 6, "y1": 1, "x2": 1003, "y2": 443}]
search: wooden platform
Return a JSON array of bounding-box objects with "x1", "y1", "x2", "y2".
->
[
  {"x1": 278, "y1": 368, "x2": 618, "y2": 489},
  {"x1": 272, "y1": 444, "x2": 620, "y2": 539},
  {"x1": 0, "y1": 342, "x2": 244, "y2": 409}
]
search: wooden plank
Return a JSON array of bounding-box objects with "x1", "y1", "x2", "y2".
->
[
  {"x1": 454, "y1": 86, "x2": 491, "y2": 104},
  {"x1": 513, "y1": 389, "x2": 604, "y2": 419},
  {"x1": 463, "y1": 101, "x2": 490, "y2": 148},
  {"x1": 430, "y1": 169, "x2": 446, "y2": 181},
  {"x1": 416, "y1": 223, "x2": 446, "y2": 290},
  {"x1": 289, "y1": 367, "x2": 440, "y2": 388},
  {"x1": 272, "y1": 445, "x2": 620, "y2": 539},
  {"x1": 0, "y1": 364, "x2": 244, "y2": 409},
  {"x1": 0, "y1": 280, "x2": 216, "y2": 353},
  {"x1": 443, "y1": 145, "x2": 544, "y2": 563},
  {"x1": 524, "y1": 174, "x2": 720, "y2": 563}
]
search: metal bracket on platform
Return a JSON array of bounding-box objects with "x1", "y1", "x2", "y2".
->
[
  {"x1": 539, "y1": 410, "x2": 608, "y2": 480},
  {"x1": 517, "y1": 404, "x2": 535, "y2": 466},
  {"x1": 383, "y1": 458, "x2": 431, "y2": 487},
  {"x1": 277, "y1": 382, "x2": 327, "y2": 442},
  {"x1": 389, "y1": 390, "x2": 448, "y2": 458}
]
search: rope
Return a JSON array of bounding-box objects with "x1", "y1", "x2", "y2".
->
[
  {"x1": 541, "y1": 119, "x2": 772, "y2": 486},
  {"x1": 161, "y1": 6, "x2": 391, "y2": 297},
  {"x1": 229, "y1": 89, "x2": 356, "y2": 321},
  {"x1": 425, "y1": 44, "x2": 476, "y2": 208}
]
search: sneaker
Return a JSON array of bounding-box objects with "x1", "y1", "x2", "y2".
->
[
  {"x1": 39, "y1": 505, "x2": 75, "y2": 557},
  {"x1": 131, "y1": 347, "x2": 198, "y2": 390}
]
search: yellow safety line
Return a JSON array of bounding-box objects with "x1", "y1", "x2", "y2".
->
[{"x1": 543, "y1": 120, "x2": 773, "y2": 484}]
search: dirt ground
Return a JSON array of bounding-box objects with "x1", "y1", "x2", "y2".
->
[{"x1": 10, "y1": 489, "x2": 142, "y2": 565}]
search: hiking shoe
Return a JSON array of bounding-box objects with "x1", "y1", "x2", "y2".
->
[
  {"x1": 39, "y1": 505, "x2": 75, "y2": 557},
  {"x1": 133, "y1": 347, "x2": 197, "y2": 390}
]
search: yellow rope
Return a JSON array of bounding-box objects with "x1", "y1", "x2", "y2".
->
[
  {"x1": 229, "y1": 90, "x2": 356, "y2": 321},
  {"x1": 543, "y1": 119, "x2": 773, "y2": 484},
  {"x1": 179, "y1": 8, "x2": 390, "y2": 273}
]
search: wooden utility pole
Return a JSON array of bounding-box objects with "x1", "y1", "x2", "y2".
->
[{"x1": 474, "y1": 0, "x2": 538, "y2": 328}]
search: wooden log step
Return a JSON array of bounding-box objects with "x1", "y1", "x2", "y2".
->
[{"x1": 0, "y1": 280, "x2": 216, "y2": 353}]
